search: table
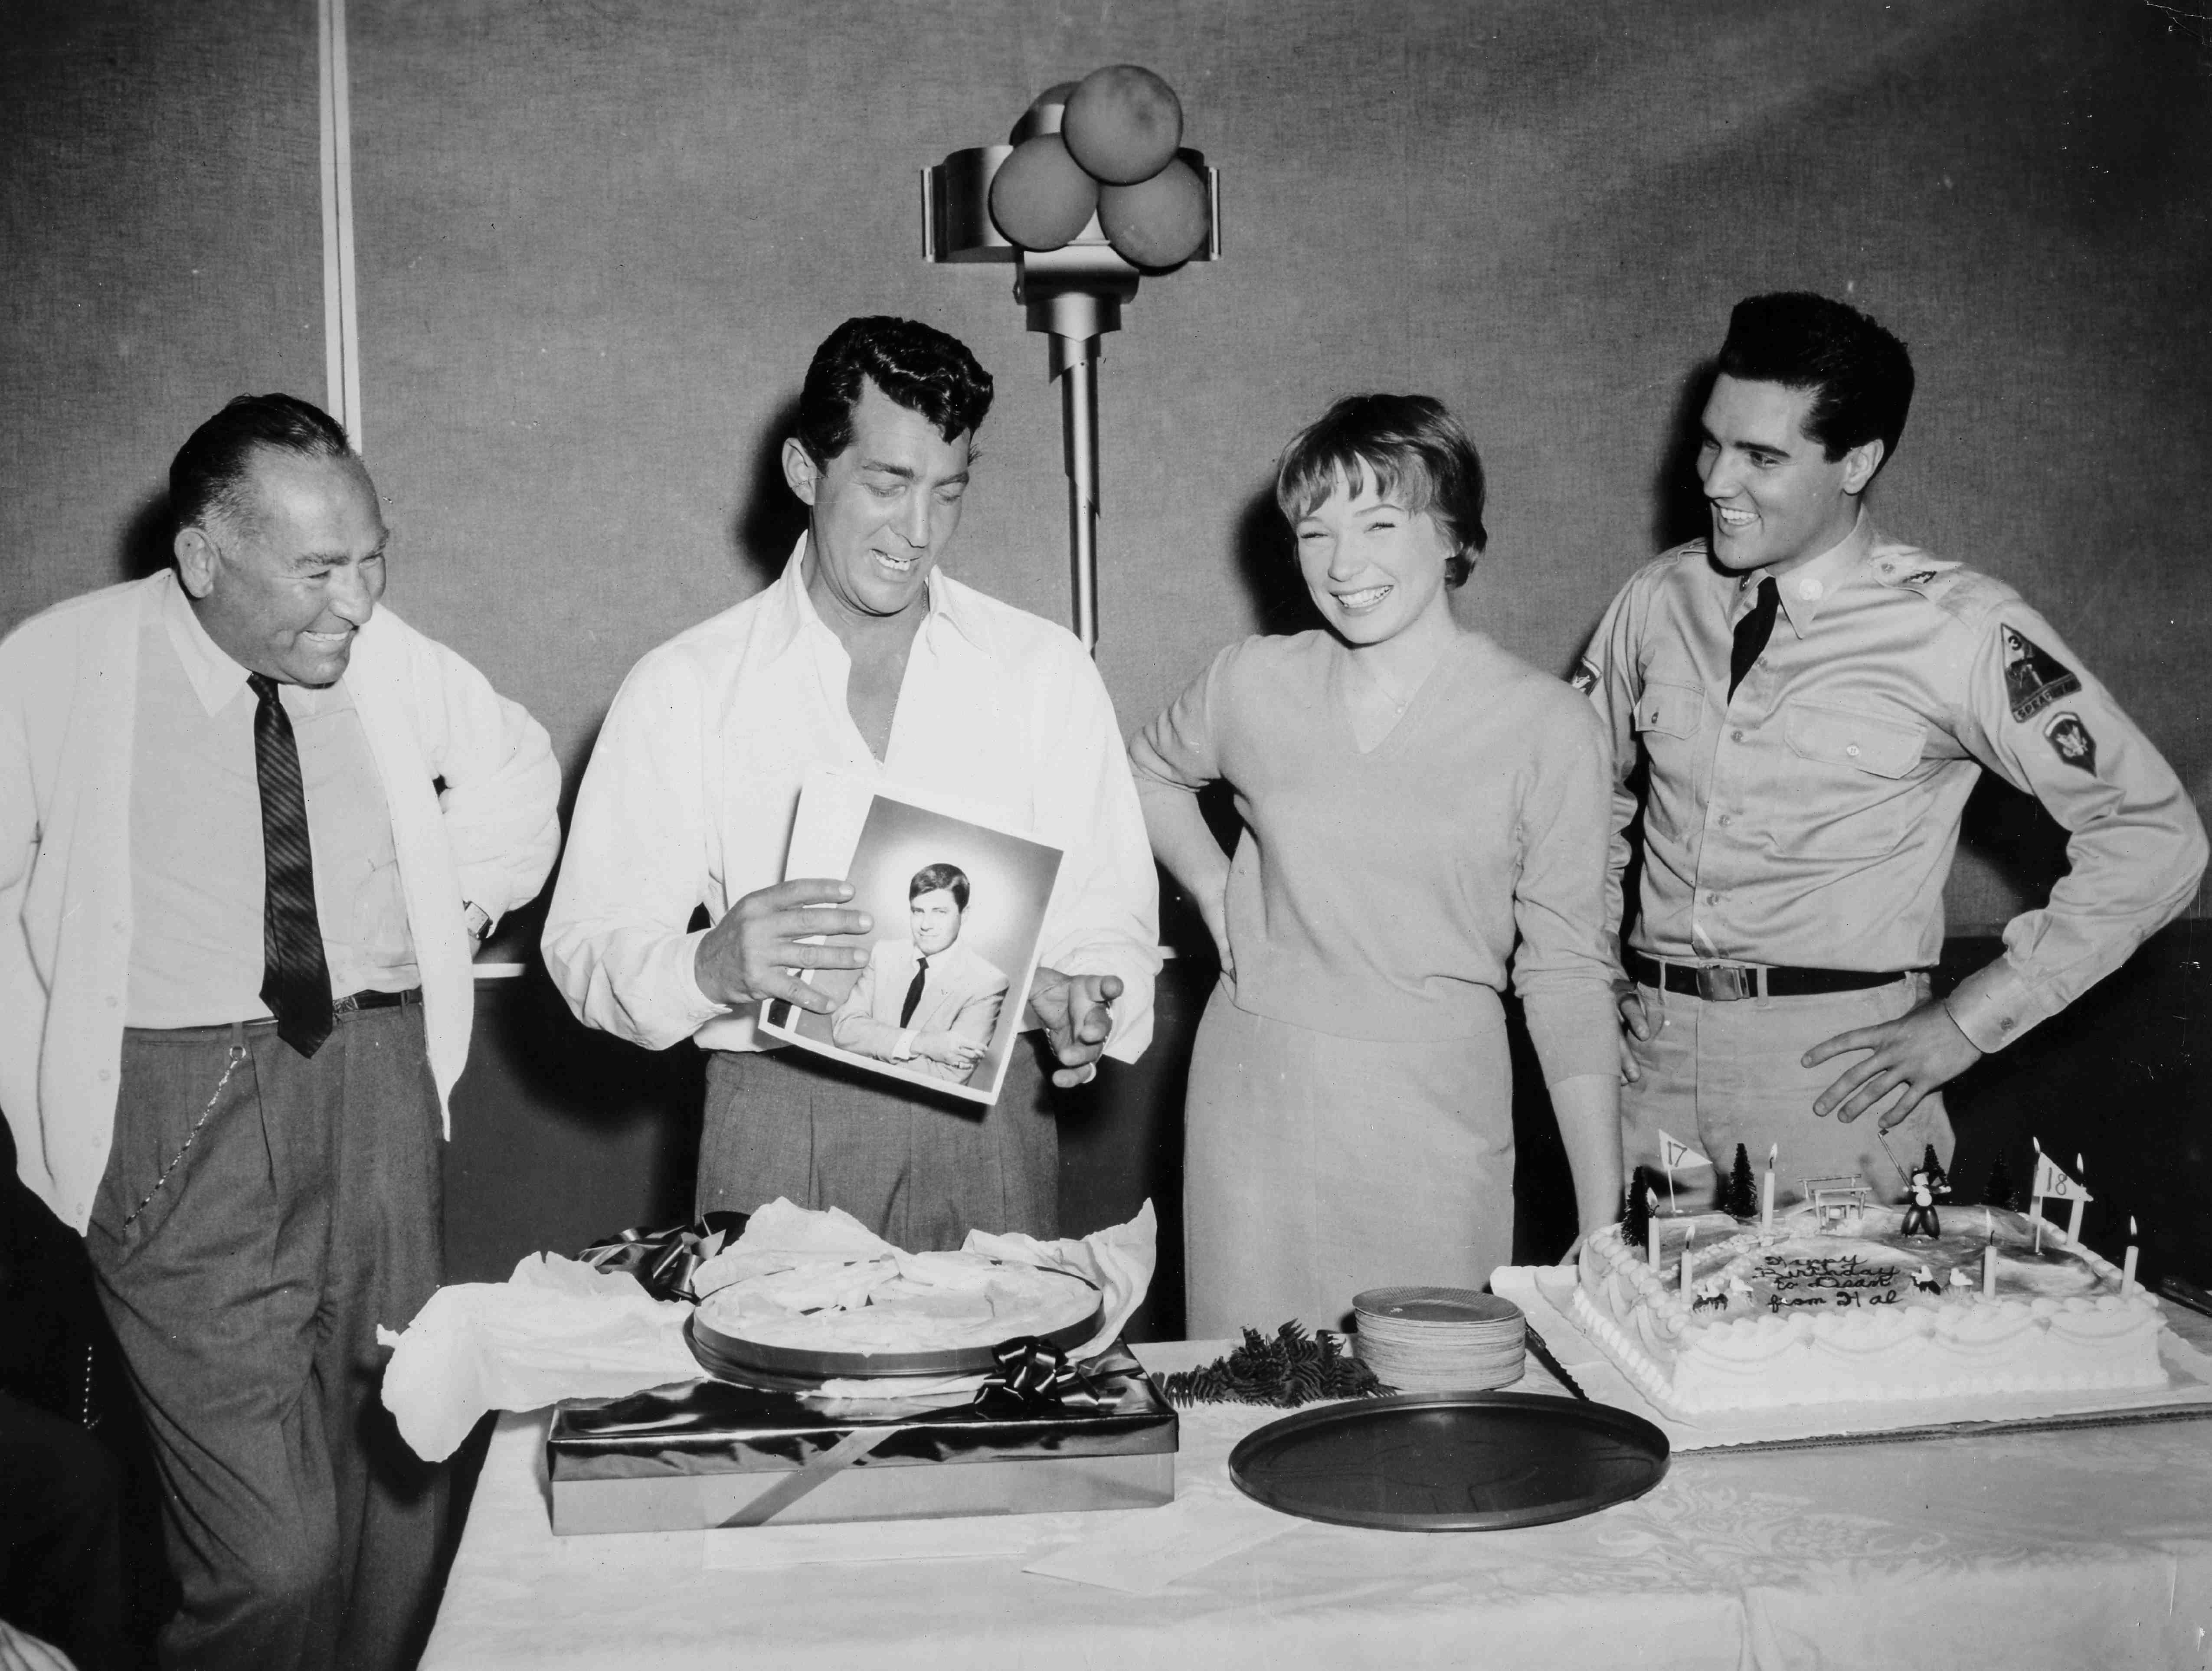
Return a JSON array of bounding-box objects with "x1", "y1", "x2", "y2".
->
[{"x1": 422, "y1": 1330, "x2": 2212, "y2": 1671}]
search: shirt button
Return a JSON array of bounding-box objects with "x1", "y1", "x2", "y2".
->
[
  {"x1": 98, "y1": 1069, "x2": 111, "y2": 1082},
  {"x1": 1731, "y1": 729, "x2": 1745, "y2": 743},
  {"x1": 1846, "y1": 743, "x2": 1861, "y2": 758},
  {"x1": 1718, "y1": 814, "x2": 1732, "y2": 827},
  {"x1": 1705, "y1": 892, "x2": 1721, "y2": 906}
]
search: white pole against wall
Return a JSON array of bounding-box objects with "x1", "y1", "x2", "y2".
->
[{"x1": 317, "y1": 0, "x2": 363, "y2": 448}]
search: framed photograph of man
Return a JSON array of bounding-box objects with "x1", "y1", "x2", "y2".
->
[{"x1": 759, "y1": 771, "x2": 1063, "y2": 1106}]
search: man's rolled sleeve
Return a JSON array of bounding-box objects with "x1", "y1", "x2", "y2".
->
[
  {"x1": 1030, "y1": 650, "x2": 1160, "y2": 1064},
  {"x1": 542, "y1": 653, "x2": 730, "y2": 1050}
]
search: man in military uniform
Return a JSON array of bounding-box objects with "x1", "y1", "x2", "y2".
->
[{"x1": 1580, "y1": 291, "x2": 2206, "y2": 1200}]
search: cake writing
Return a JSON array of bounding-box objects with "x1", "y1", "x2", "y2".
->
[{"x1": 1760, "y1": 1253, "x2": 1904, "y2": 1311}]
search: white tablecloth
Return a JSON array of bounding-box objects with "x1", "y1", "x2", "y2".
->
[{"x1": 422, "y1": 1326, "x2": 2212, "y2": 1671}]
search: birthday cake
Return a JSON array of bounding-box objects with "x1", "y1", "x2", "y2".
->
[
  {"x1": 1572, "y1": 1203, "x2": 2165, "y2": 1416},
  {"x1": 696, "y1": 1251, "x2": 1100, "y2": 1356}
]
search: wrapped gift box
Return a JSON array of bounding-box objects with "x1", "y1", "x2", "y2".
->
[{"x1": 546, "y1": 1344, "x2": 1177, "y2": 1534}]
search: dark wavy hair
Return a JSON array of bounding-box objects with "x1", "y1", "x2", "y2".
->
[
  {"x1": 909, "y1": 863, "x2": 971, "y2": 911},
  {"x1": 1716, "y1": 292, "x2": 1914, "y2": 465},
  {"x1": 170, "y1": 393, "x2": 353, "y2": 533},
  {"x1": 1274, "y1": 393, "x2": 1488, "y2": 587},
  {"x1": 794, "y1": 317, "x2": 995, "y2": 466}
]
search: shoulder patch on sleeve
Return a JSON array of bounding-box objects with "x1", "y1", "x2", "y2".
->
[
  {"x1": 2041, "y1": 710, "x2": 2098, "y2": 774},
  {"x1": 2001, "y1": 625, "x2": 2082, "y2": 723}
]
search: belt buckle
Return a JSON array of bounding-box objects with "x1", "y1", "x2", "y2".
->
[{"x1": 1695, "y1": 963, "x2": 1756, "y2": 1003}]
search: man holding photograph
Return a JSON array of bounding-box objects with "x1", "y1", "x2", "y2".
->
[
  {"x1": 831, "y1": 863, "x2": 1008, "y2": 1086},
  {"x1": 543, "y1": 316, "x2": 1158, "y2": 1249}
]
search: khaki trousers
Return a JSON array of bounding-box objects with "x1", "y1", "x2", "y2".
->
[{"x1": 1620, "y1": 971, "x2": 1955, "y2": 1209}]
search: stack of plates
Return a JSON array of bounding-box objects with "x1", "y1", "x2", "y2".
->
[{"x1": 1352, "y1": 1287, "x2": 1525, "y2": 1393}]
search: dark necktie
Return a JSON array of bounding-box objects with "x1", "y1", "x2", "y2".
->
[
  {"x1": 249, "y1": 674, "x2": 333, "y2": 1057},
  {"x1": 1727, "y1": 576, "x2": 1780, "y2": 700},
  {"x1": 899, "y1": 955, "x2": 931, "y2": 1028}
]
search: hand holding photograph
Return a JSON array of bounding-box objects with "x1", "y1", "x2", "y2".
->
[{"x1": 759, "y1": 770, "x2": 1063, "y2": 1106}]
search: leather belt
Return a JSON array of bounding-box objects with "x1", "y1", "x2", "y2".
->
[
  {"x1": 241, "y1": 986, "x2": 422, "y2": 1025},
  {"x1": 1625, "y1": 952, "x2": 1909, "y2": 1003},
  {"x1": 334, "y1": 986, "x2": 422, "y2": 1013}
]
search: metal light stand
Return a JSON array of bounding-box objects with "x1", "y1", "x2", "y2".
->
[{"x1": 921, "y1": 110, "x2": 1220, "y2": 654}]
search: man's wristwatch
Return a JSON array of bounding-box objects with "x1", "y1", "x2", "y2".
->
[{"x1": 462, "y1": 902, "x2": 492, "y2": 945}]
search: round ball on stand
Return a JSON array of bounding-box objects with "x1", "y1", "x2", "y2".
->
[
  {"x1": 988, "y1": 134, "x2": 1100, "y2": 251},
  {"x1": 1009, "y1": 81, "x2": 1081, "y2": 144},
  {"x1": 1062, "y1": 64, "x2": 1183, "y2": 184},
  {"x1": 1099, "y1": 157, "x2": 1209, "y2": 268}
]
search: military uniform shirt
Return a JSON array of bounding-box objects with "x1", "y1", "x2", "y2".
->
[{"x1": 1579, "y1": 513, "x2": 2206, "y2": 1053}]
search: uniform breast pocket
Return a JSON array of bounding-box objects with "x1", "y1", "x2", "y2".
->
[
  {"x1": 1783, "y1": 700, "x2": 1925, "y2": 779},
  {"x1": 1633, "y1": 678, "x2": 1705, "y2": 749}
]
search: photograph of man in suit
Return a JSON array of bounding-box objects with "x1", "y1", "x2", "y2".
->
[{"x1": 831, "y1": 864, "x2": 1009, "y2": 1085}]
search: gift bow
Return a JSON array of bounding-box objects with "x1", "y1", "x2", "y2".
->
[
  {"x1": 576, "y1": 1210, "x2": 750, "y2": 1304},
  {"x1": 973, "y1": 1336, "x2": 1108, "y2": 1411}
]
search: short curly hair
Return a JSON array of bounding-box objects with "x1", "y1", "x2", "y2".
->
[
  {"x1": 794, "y1": 317, "x2": 995, "y2": 466},
  {"x1": 1274, "y1": 393, "x2": 1488, "y2": 587}
]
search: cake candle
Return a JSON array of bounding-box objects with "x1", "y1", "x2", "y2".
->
[
  {"x1": 1648, "y1": 1211, "x2": 1661, "y2": 1272},
  {"x1": 1982, "y1": 1211, "x2": 1997, "y2": 1298},
  {"x1": 1761, "y1": 1145, "x2": 1776, "y2": 1231},
  {"x1": 2068, "y1": 1154, "x2": 2088, "y2": 1243},
  {"x1": 2122, "y1": 1217, "x2": 2139, "y2": 1297}
]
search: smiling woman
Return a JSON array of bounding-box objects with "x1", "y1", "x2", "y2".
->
[{"x1": 1129, "y1": 394, "x2": 1626, "y2": 1335}]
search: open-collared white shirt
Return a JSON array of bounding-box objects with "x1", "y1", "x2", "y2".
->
[{"x1": 542, "y1": 536, "x2": 1158, "y2": 1060}]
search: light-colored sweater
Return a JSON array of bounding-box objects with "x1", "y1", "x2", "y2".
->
[
  {"x1": 0, "y1": 571, "x2": 561, "y2": 1230},
  {"x1": 1132, "y1": 628, "x2": 1618, "y2": 1083}
]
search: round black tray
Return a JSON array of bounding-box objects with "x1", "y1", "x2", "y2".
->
[
  {"x1": 1228, "y1": 1391, "x2": 1669, "y2": 1531},
  {"x1": 687, "y1": 1268, "x2": 1102, "y2": 1380}
]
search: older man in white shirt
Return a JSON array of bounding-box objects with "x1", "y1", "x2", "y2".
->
[
  {"x1": 0, "y1": 395, "x2": 560, "y2": 1671},
  {"x1": 544, "y1": 316, "x2": 1158, "y2": 1250}
]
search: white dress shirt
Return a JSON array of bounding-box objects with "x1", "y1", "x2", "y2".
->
[
  {"x1": 128, "y1": 576, "x2": 419, "y2": 1025},
  {"x1": 542, "y1": 536, "x2": 1158, "y2": 1062}
]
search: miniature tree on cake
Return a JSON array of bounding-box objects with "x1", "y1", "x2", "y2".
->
[
  {"x1": 1723, "y1": 1143, "x2": 1757, "y2": 1219},
  {"x1": 1983, "y1": 1153, "x2": 2019, "y2": 1210},
  {"x1": 1621, "y1": 1167, "x2": 1652, "y2": 1253}
]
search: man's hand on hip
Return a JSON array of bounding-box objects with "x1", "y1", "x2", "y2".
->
[
  {"x1": 1025, "y1": 968, "x2": 1122, "y2": 1089},
  {"x1": 694, "y1": 878, "x2": 872, "y2": 1014},
  {"x1": 1802, "y1": 997, "x2": 1983, "y2": 1129}
]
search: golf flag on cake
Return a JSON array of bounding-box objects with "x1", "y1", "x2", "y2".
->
[
  {"x1": 1654, "y1": 1129, "x2": 1709, "y2": 1214},
  {"x1": 2031, "y1": 1149, "x2": 2090, "y2": 1203}
]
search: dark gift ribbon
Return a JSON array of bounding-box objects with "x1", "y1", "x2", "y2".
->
[
  {"x1": 972, "y1": 1336, "x2": 1108, "y2": 1412},
  {"x1": 576, "y1": 1210, "x2": 751, "y2": 1304}
]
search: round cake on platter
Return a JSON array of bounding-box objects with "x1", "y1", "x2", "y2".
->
[{"x1": 692, "y1": 1250, "x2": 1102, "y2": 1378}]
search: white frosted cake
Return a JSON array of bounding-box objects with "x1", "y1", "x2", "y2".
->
[
  {"x1": 697, "y1": 1251, "x2": 1099, "y2": 1355},
  {"x1": 1573, "y1": 1203, "x2": 2165, "y2": 1416}
]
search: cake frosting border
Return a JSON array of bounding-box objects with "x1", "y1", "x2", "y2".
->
[{"x1": 1573, "y1": 1208, "x2": 2166, "y2": 1416}]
